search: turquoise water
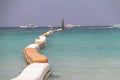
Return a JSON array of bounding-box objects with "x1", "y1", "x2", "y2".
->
[{"x1": 0, "y1": 27, "x2": 120, "y2": 80}]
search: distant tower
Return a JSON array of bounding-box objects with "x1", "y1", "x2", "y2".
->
[{"x1": 62, "y1": 19, "x2": 65, "y2": 30}]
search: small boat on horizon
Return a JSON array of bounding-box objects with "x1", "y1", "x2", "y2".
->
[
  {"x1": 48, "y1": 25, "x2": 53, "y2": 29},
  {"x1": 20, "y1": 24, "x2": 37, "y2": 29},
  {"x1": 64, "y1": 24, "x2": 75, "y2": 29},
  {"x1": 112, "y1": 24, "x2": 120, "y2": 28}
]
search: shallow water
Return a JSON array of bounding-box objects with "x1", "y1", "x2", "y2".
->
[
  {"x1": 0, "y1": 27, "x2": 48, "y2": 80},
  {"x1": 0, "y1": 27, "x2": 120, "y2": 80}
]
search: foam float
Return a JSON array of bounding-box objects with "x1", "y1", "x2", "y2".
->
[
  {"x1": 56, "y1": 28, "x2": 62, "y2": 32},
  {"x1": 35, "y1": 40, "x2": 45, "y2": 49},
  {"x1": 11, "y1": 63, "x2": 51, "y2": 80},
  {"x1": 26, "y1": 44, "x2": 40, "y2": 51},
  {"x1": 34, "y1": 35, "x2": 46, "y2": 48},
  {"x1": 24, "y1": 48, "x2": 48, "y2": 64},
  {"x1": 46, "y1": 30, "x2": 53, "y2": 35},
  {"x1": 39, "y1": 36, "x2": 46, "y2": 42},
  {"x1": 50, "y1": 28, "x2": 62, "y2": 33},
  {"x1": 41, "y1": 33, "x2": 50, "y2": 37},
  {"x1": 11, "y1": 28, "x2": 63, "y2": 80},
  {"x1": 51, "y1": 29, "x2": 57, "y2": 32}
]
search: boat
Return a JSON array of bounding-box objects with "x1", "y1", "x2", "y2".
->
[
  {"x1": 113, "y1": 24, "x2": 120, "y2": 28},
  {"x1": 48, "y1": 25, "x2": 53, "y2": 29},
  {"x1": 64, "y1": 24, "x2": 75, "y2": 29},
  {"x1": 20, "y1": 24, "x2": 37, "y2": 29}
]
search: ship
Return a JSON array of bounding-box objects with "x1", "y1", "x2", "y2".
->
[
  {"x1": 20, "y1": 24, "x2": 37, "y2": 29},
  {"x1": 113, "y1": 24, "x2": 120, "y2": 28},
  {"x1": 48, "y1": 25, "x2": 53, "y2": 29},
  {"x1": 64, "y1": 24, "x2": 75, "y2": 29}
]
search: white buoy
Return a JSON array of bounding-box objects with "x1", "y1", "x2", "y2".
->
[
  {"x1": 56, "y1": 28, "x2": 62, "y2": 32},
  {"x1": 34, "y1": 38, "x2": 46, "y2": 49},
  {"x1": 11, "y1": 63, "x2": 50, "y2": 80},
  {"x1": 26, "y1": 44, "x2": 40, "y2": 51},
  {"x1": 39, "y1": 36, "x2": 47, "y2": 42},
  {"x1": 46, "y1": 30, "x2": 53, "y2": 35},
  {"x1": 35, "y1": 39, "x2": 46, "y2": 43}
]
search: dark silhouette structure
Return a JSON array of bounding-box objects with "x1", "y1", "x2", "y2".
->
[{"x1": 62, "y1": 19, "x2": 65, "y2": 30}]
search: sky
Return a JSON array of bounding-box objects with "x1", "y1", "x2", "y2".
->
[{"x1": 0, "y1": 0, "x2": 120, "y2": 27}]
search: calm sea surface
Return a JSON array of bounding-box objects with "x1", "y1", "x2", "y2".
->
[{"x1": 0, "y1": 27, "x2": 120, "y2": 80}]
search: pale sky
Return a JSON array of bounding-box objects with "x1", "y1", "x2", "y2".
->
[{"x1": 0, "y1": 0, "x2": 120, "y2": 27}]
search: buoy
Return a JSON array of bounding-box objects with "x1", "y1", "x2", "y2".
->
[
  {"x1": 41, "y1": 33, "x2": 49, "y2": 37},
  {"x1": 35, "y1": 41, "x2": 45, "y2": 49},
  {"x1": 47, "y1": 30, "x2": 53, "y2": 34},
  {"x1": 39, "y1": 35, "x2": 46, "y2": 39},
  {"x1": 46, "y1": 30, "x2": 53, "y2": 35},
  {"x1": 52, "y1": 30, "x2": 57, "y2": 32},
  {"x1": 56, "y1": 28, "x2": 62, "y2": 32},
  {"x1": 11, "y1": 63, "x2": 51, "y2": 80},
  {"x1": 39, "y1": 36, "x2": 46, "y2": 42},
  {"x1": 35, "y1": 39, "x2": 46, "y2": 49},
  {"x1": 24, "y1": 48, "x2": 48, "y2": 64},
  {"x1": 26, "y1": 44, "x2": 40, "y2": 51}
]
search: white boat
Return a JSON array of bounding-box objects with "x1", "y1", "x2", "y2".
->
[
  {"x1": 113, "y1": 24, "x2": 120, "y2": 28},
  {"x1": 48, "y1": 25, "x2": 53, "y2": 29},
  {"x1": 65, "y1": 24, "x2": 75, "y2": 29},
  {"x1": 20, "y1": 24, "x2": 37, "y2": 29}
]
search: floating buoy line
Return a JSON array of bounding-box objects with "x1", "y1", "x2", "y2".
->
[{"x1": 11, "y1": 28, "x2": 62, "y2": 80}]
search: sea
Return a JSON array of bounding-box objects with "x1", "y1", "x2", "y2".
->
[{"x1": 0, "y1": 26, "x2": 120, "y2": 80}]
